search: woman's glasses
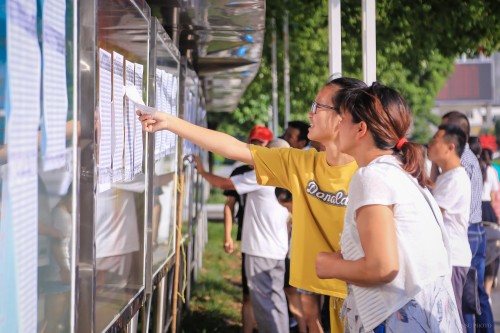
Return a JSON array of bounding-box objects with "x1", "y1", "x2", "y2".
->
[{"x1": 311, "y1": 101, "x2": 339, "y2": 115}]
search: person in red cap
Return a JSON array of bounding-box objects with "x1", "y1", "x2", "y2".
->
[
  {"x1": 197, "y1": 125, "x2": 272, "y2": 333},
  {"x1": 192, "y1": 129, "x2": 293, "y2": 333},
  {"x1": 248, "y1": 125, "x2": 273, "y2": 143}
]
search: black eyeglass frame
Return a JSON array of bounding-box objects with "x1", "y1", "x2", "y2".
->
[{"x1": 311, "y1": 101, "x2": 339, "y2": 114}]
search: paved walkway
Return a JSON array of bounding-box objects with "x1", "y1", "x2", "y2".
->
[{"x1": 492, "y1": 286, "x2": 500, "y2": 330}]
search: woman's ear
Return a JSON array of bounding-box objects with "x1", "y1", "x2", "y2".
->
[{"x1": 357, "y1": 121, "x2": 369, "y2": 139}]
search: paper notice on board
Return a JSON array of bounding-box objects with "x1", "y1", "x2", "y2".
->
[
  {"x1": 160, "y1": 71, "x2": 170, "y2": 157},
  {"x1": 154, "y1": 69, "x2": 162, "y2": 161},
  {"x1": 183, "y1": 92, "x2": 194, "y2": 155},
  {"x1": 171, "y1": 76, "x2": 178, "y2": 117},
  {"x1": 170, "y1": 76, "x2": 178, "y2": 155},
  {"x1": 41, "y1": 0, "x2": 67, "y2": 171},
  {"x1": 97, "y1": 48, "x2": 112, "y2": 192},
  {"x1": 1, "y1": 0, "x2": 41, "y2": 332},
  {"x1": 124, "y1": 60, "x2": 135, "y2": 181},
  {"x1": 124, "y1": 84, "x2": 156, "y2": 115},
  {"x1": 112, "y1": 51, "x2": 124, "y2": 182},
  {"x1": 133, "y1": 63, "x2": 143, "y2": 176}
]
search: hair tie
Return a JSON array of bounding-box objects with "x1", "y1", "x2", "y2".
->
[{"x1": 396, "y1": 138, "x2": 408, "y2": 150}]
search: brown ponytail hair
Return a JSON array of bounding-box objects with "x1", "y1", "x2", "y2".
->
[{"x1": 336, "y1": 82, "x2": 431, "y2": 188}]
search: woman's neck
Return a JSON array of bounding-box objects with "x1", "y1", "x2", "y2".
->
[{"x1": 354, "y1": 146, "x2": 392, "y2": 167}]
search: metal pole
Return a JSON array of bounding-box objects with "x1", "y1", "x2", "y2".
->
[
  {"x1": 362, "y1": 0, "x2": 376, "y2": 84},
  {"x1": 328, "y1": 0, "x2": 342, "y2": 76},
  {"x1": 271, "y1": 18, "x2": 279, "y2": 136},
  {"x1": 171, "y1": 171, "x2": 184, "y2": 333},
  {"x1": 127, "y1": 312, "x2": 139, "y2": 333},
  {"x1": 268, "y1": 105, "x2": 273, "y2": 130},
  {"x1": 283, "y1": 11, "x2": 290, "y2": 130},
  {"x1": 154, "y1": 277, "x2": 166, "y2": 333},
  {"x1": 77, "y1": 0, "x2": 97, "y2": 331}
]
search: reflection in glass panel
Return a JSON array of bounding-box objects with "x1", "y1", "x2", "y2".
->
[
  {"x1": 181, "y1": 71, "x2": 199, "y2": 234},
  {"x1": 152, "y1": 157, "x2": 177, "y2": 272},
  {"x1": 38, "y1": 178, "x2": 73, "y2": 333},
  {"x1": 181, "y1": 160, "x2": 194, "y2": 232},
  {"x1": 152, "y1": 23, "x2": 180, "y2": 273},
  {"x1": 37, "y1": 0, "x2": 75, "y2": 331},
  {"x1": 94, "y1": 185, "x2": 144, "y2": 331},
  {"x1": 95, "y1": 0, "x2": 149, "y2": 330}
]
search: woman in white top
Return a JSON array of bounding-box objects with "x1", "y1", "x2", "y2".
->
[
  {"x1": 315, "y1": 83, "x2": 462, "y2": 332},
  {"x1": 480, "y1": 148, "x2": 500, "y2": 297},
  {"x1": 480, "y1": 148, "x2": 499, "y2": 223}
]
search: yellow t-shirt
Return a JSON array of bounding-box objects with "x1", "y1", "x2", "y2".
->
[{"x1": 250, "y1": 145, "x2": 358, "y2": 298}]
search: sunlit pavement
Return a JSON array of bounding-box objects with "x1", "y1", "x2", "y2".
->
[{"x1": 492, "y1": 284, "x2": 500, "y2": 330}]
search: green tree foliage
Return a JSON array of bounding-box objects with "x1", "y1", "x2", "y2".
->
[{"x1": 208, "y1": 0, "x2": 500, "y2": 143}]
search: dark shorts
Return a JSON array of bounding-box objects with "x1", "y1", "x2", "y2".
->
[
  {"x1": 482, "y1": 201, "x2": 498, "y2": 223},
  {"x1": 153, "y1": 186, "x2": 164, "y2": 196},
  {"x1": 284, "y1": 257, "x2": 290, "y2": 288},
  {"x1": 485, "y1": 257, "x2": 500, "y2": 279},
  {"x1": 242, "y1": 253, "x2": 249, "y2": 295}
]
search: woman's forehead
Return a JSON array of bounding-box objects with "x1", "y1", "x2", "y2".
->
[{"x1": 316, "y1": 85, "x2": 339, "y2": 103}]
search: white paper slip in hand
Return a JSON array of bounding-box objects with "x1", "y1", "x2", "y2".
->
[{"x1": 125, "y1": 84, "x2": 157, "y2": 115}]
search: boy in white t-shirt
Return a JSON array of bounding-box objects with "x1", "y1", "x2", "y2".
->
[
  {"x1": 428, "y1": 123, "x2": 472, "y2": 331},
  {"x1": 194, "y1": 133, "x2": 291, "y2": 333}
]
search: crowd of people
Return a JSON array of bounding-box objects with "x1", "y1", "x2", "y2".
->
[{"x1": 137, "y1": 77, "x2": 499, "y2": 332}]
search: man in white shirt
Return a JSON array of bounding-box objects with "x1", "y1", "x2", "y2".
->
[
  {"x1": 194, "y1": 129, "x2": 290, "y2": 333},
  {"x1": 428, "y1": 123, "x2": 472, "y2": 332}
]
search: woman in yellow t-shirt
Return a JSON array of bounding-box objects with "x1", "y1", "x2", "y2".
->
[
  {"x1": 138, "y1": 77, "x2": 367, "y2": 333},
  {"x1": 316, "y1": 83, "x2": 462, "y2": 332}
]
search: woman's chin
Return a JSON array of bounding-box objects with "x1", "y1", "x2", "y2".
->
[{"x1": 307, "y1": 129, "x2": 318, "y2": 141}]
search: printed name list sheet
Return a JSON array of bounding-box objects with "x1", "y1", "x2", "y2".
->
[
  {"x1": 41, "y1": 0, "x2": 67, "y2": 171},
  {"x1": 98, "y1": 48, "x2": 112, "y2": 192}
]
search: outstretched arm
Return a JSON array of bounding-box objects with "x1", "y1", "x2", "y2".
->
[
  {"x1": 138, "y1": 111, "x2": 254, "y2": 166},
  {"x1": 193, "y1": 156, "x2": 235, "y2": 190}
]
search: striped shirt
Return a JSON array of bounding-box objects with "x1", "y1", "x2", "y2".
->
[{"x1": 461, "y1": 144, "x2": 483, "y2": 224}]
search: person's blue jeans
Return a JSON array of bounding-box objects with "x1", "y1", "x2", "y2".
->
[{"x1": 463, "y1": 224, "x2": 495, "y2": 333}]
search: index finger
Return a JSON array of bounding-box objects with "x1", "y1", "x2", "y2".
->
[{"x1": 139, "y1": 113, "x2": 152, "y2": 121}]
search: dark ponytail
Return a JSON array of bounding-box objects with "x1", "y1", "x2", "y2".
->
[{"x1": 398, "y1": 141, "x2": 432, "y2": 187}]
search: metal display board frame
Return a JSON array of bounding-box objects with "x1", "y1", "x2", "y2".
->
[
  {"x1": 150, "y1": 18, "x2": 181, "y2": 284},
  {"x1": 1, "y1": 0, "x2": 208, "y2": 332},
  {"x1": 77, "y1": 0, "x2": 153, "y2": 331}
]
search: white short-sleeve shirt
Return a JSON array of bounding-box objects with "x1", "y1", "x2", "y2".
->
[
  {"x1": 482, "y1": 165, "x2": 499, "y2": 201},
  {"x1": 231, "y1": 170, "x2": 289, "y2": 260},
  {"x1": 432, "y1": 167, "x2": 472, "y2": 267}
]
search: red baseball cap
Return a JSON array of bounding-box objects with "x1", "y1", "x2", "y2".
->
[{"x1": 248, "y1": 125, "x2": 273, "y2": 143}]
